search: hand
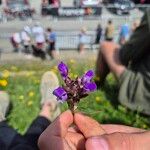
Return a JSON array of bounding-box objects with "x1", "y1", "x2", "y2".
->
[
  {"x1": 38, "y1": 111, "x2": 85, "y2": 150},
  {"x1": 38, "y1": 110, "x2": 106, "y2": 150},
  {"x1": 74, "y1": 113, "x2": 150, "y2": 150},
  {"x1": 38, "y1": 111, "x2": 150, "y2": 150}
]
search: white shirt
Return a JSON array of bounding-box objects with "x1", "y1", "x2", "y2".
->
[
  {"x1": 12, "y1": 33, "x2": 21, "y2": 43},
  {"x1": 32, "y1": 26, "x2": 45, "y2": 43},
  {"x1": 21, "y1": 31, "x2": 30, "y2": 45}
]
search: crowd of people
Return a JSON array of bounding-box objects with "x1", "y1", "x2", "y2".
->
[
  {"x1": 78, "y1": 19, "x2": 140, "y2": 54},
  {"x1": 10, "y1": 19, "x2": 140, "y2": 58},
  {"x1": 10, "y1": 22, "x2": 57, "y2": 60}
]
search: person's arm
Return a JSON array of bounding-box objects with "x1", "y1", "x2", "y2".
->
[
  {"x1": 38, "y1": 111, "x2": 86, "y2": 150},
  {"x1": 119, "y1": 9, "x2": 150, "y2": 66},
  {"x1": 38, "y1": 111, "x2": 150, "y2": 150}
]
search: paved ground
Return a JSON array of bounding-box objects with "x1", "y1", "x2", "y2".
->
[{"x1": 0, "y1": 50, "x2": 97, "y2": 62}]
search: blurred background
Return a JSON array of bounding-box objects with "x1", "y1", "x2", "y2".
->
[
  {"x1": 0, "y1": 0, "x2": 149, "y2": 52},
  {"x1": 0, "y1": 0, "x2": 150, "y2": 133}
]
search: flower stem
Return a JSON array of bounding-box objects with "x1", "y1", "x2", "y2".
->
[{"x1": 67, "y1": 99, "x2": 77, "y2": 114}]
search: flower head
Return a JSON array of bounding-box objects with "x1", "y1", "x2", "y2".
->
[
  {"x1": 58, "y1": 62, "x2": 68, "y2": 79},
  {"x1": 53, "y1": 62, "x2": 97, "y2": 112},
  {"x1": 53, "y1": 87, "x2": 68, "y2": 102},
  {"x1": 82, "y1": 70, "x2": 94, "y2": 84},
  {"x1": 83, "y1": 82, "x2": 97, "y2": 93},
  {"x1": 0, "y1": 79, "x2": 8, "y2": 87}
]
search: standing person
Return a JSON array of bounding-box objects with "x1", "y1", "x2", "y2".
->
[
  {"x1": 46, "y1": 28, "x2": 57, "y2": 59},
  {"x1": 78, "y1": 27, "x2": 87, "y2": 54},
  {"x1": 105, "y1": 20, "x2": 114, "y2": 41},
  {"x1": 119, "y1": 23, "x2": 130, "y2": 46},
  {"x1": 21, "y1": 26, "x2": 31, "y2": 54},
  {"x1": 95, "y1": 24, "x2": 102, "y2": 44},
  {"x1": 32, "y1": 22, "x2": 46, "y2": 60},
  {"x1": 10, "y1": 32, "x2": 22, "y2": 52}
]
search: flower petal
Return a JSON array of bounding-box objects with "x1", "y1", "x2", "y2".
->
[
  {"x1": 83, "y1": 82, "x2": 97, "y2": 93},
  {"x1": 53, "y1": 87, "x2": 68, "y2": 102},
  {"x1": 82, "y1": 70, "x2": 94, "y2": 83},
  {"x1": 58, "y1": 62, "x2": 68, "y2": 79}
]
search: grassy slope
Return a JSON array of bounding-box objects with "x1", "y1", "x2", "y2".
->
[{"x1": 0, "y1": 59, "x2": 149, "y2": 134}]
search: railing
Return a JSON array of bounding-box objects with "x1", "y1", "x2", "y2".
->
[{"x1": 56, "y1": 31, "x2": 96, "y2": 49}]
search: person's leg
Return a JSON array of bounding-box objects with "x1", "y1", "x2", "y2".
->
[
  {"x1": 95, "y1": 42, "x2": 126, "y2": 85},
  {"x1": 24, "y1": 71, "x2": 61, "y2": 149},
  {"x1": 39, "y1": 50, "x2": 46, "y2": 60},
  {"x1": 79, "y1": 43, "x2": 85, "y2": 54},
  {"x1": 50, "y1": 43, "x2": 57, "y2": 59},
  {"x1": 32, "y1": 45, "x2": 38, "y2": 57},
  {"x1": 23, "y1": 103, "x2": 52, "y2": 150},
  {"x1": 0, "y1": 92, "x2": 18, "y2": 149}
]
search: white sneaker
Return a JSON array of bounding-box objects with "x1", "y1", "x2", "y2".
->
[
  {"x1": 40, "y1": 71, "x2": 61, "y2": 121},
  {"x1": 0, "y1": 91, "x2": 10, "y2": 122}
]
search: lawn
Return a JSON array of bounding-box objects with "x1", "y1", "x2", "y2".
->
[{"x1": 0, "y1": 58, "x2": 149, "y2": 134}]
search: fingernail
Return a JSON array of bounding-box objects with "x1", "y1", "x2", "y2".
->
[{"x1": 90, "y1": 137, "x2": 109, "y2": 150}]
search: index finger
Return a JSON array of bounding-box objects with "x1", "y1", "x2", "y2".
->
[
  {"x1": 101, "y1": 124, "x2": 145, "y2": 134},
  {"x1": 74, "y1": 113, "x2": 106, "y2": 138}
]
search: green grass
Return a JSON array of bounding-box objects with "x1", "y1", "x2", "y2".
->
[{"x1": 0, "y1": 59, "x2": 149, "y2": 134}]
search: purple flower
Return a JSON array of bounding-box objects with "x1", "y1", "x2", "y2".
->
[
  {"x1": 58, "y1": 62, "x2": 68, "y2": 79},
  {"x1": 83, "y1": 82, "x2": 97, "y2": 93},
  {"x1": 53, "y1": 61, "x2": 97, "y2": 109},
  {"x1": 53, "y1": 87, "x2": 68, "y2": 102},
  {"x1": 82, "y1": 70, "x2": 94, "y2": 83}
]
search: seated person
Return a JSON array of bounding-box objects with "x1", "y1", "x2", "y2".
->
[
  {"x1": 95, "y1": 8, "x2": 150, "y2": 115},
  {"x1": 0, "y1": 72, "x2": 149, "y2": 150},
  {"x1": 0, "y1": 71, "x2": 60, "y2": 150}
]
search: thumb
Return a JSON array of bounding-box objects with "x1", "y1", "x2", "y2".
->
[
  {"x1": 38, "y1": 110, "x2": 73, "y2": 150},
  {"x1": 86, "y1": 131, "x2": 150, "y2": 150}
]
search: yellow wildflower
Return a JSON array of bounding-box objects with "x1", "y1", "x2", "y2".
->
[
  {"x1": 27, "y1": 100, "x2": 33, "y2": 106},
  {"x1": 26, "y1": 71, "x2": 34, "y2": 77},
  {"x1": 11, "y1": 66, "x2": 18, "y2": 71},
  {"x1": 0, "y1": 79, "x2": 8, "y2": 87},
  {"x1": 54, "y1": 66, "x2": 57, "y2": 70},
  {"x1": 70, "y1": 59, "x2": 76, "y2": 64},
  {"x1": 95, "y1": 96, "x2": 101, "y2": 102},
  {"x1": 29, "y1": 91, "x2": 34, "y2": 97},
  {"x1": 142, "y1": 124, "x2": 148, "y2": 129},
  {"x1": 19, "y1": 95, "x2": 24, "y2": 100},
  {"x1": 34, "y1": 79, "x2": 40, "y2": 84},
  {"x1": 50, "y1": 68, "x2": 57, "y2": 74},
  {"x1": 2, "y1": 70, "x2": 10, "y2": 78},
  {"x1": 51, "y1": 66, "x2": 58, "y2": 73}
]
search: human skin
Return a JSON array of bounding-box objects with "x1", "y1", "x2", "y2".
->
[
  {"x1": 38, "y1": 111, "x2": 150, "y2": 150},
  {"x1": 95, "y1": 41, "x2": 125, "y2": 85}
]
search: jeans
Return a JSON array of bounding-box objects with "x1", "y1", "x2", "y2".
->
[{"x1": 0, "y1": 117, "x2": 50, "y2": 150}]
